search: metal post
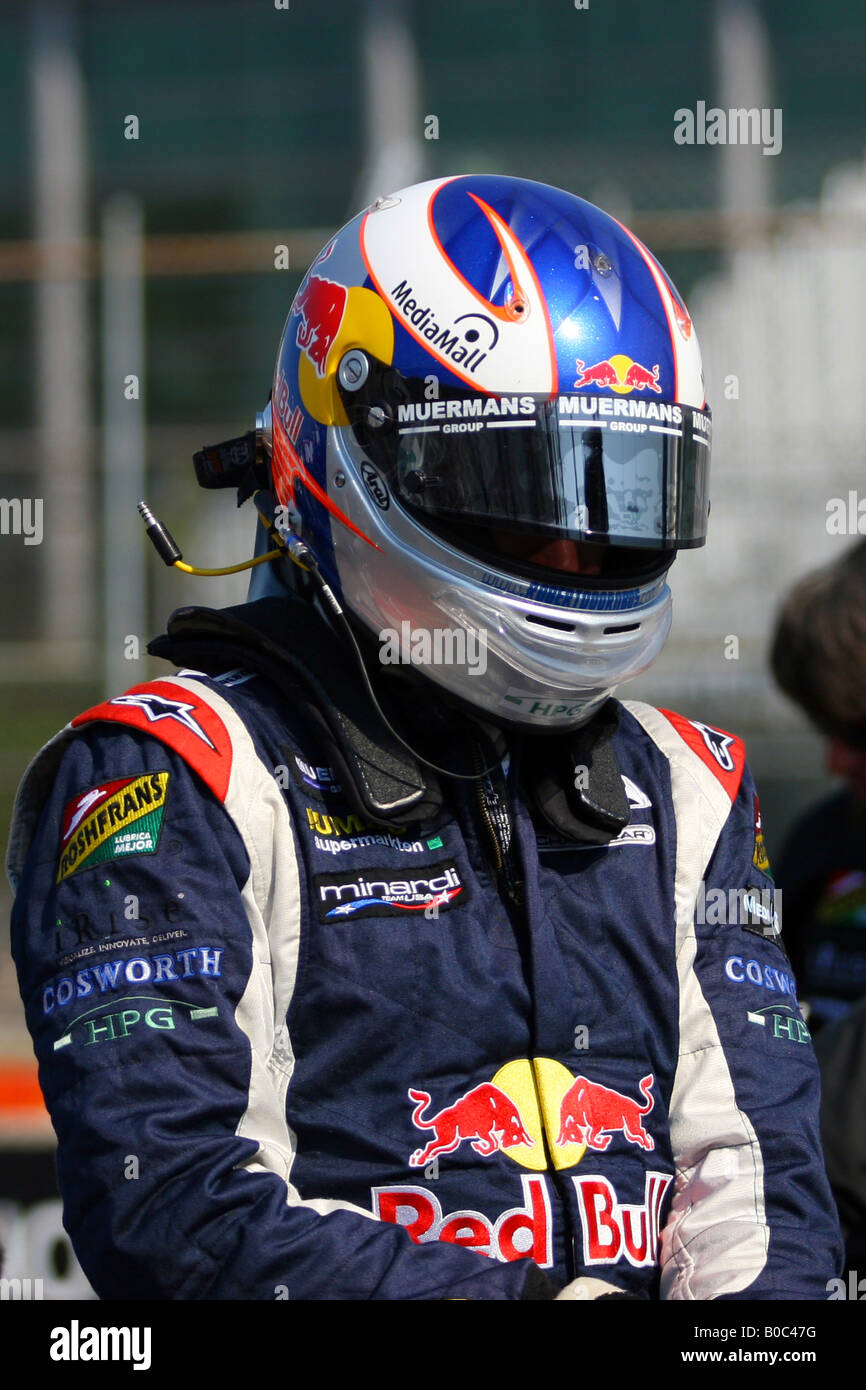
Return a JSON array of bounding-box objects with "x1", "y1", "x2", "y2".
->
[
  {"x1": 30, "y1": 1, "x2": 92, "y2": 665},
  {"x1": 354, "y1": 0, "x2": 425, "y2": 212},
  {"x1": 714, "y1": 0, "x2": 775, "y2": 250},
  {"x1": 101, "y1": 195, "x2": 145, "y2": 697}
]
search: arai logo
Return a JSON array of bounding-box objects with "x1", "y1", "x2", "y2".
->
[{"x1": 360, "y1": 461, "x2": 389, "y2": 510}]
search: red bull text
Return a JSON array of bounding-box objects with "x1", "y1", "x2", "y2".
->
[
  {"x1": 373, "y1": 1171, "x2": 672, "y2": 1269},
  {"x1": 575, "y1": 1171, "x2": 672, "y2": 1267}
]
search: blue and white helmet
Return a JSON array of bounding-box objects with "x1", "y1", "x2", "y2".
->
[{"x1": 259, "y1": 174, "x2": 711, "y2": 730}]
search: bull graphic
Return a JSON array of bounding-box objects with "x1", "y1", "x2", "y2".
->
[
  {"x1": 292, "y1": 274, "x2": 347, "y2": 377},
  {"x1": 574, "y1": 358, "x2": 620, "y2": 388},
  {"x1": 558, "y1": 1073, "x2": 656, "y2": 1152},
  {"x1": 407, "y1": 1083, "x2": 534, "y2": 1168},
  {"x1": 623, "y1": 361, "x2": 661, "y2": 392}
]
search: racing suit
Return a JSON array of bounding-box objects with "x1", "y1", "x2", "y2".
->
[{"x1": 7, "y1": 597, "x2": 842, "y2": 1299}]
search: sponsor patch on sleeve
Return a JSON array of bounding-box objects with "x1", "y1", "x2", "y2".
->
[
  {"x1": 57, "y1": 772, "x2": 170, "y2": 882},
  {"x1": 71, "y1": 680, "x2": 232, "y2": 803},
  {"x1": 658, "y1": 709, "x2": 746, "y2": 802},
  {"x1": 745, "y1": 1003, "x2": 811, "y2": 1045},
  {"x1": 752, "y1": 794, "x2": 771, "y2": 874}
]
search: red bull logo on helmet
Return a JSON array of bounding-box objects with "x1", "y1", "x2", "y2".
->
[
  {"x1": 574, "y1": 354, "x2": 662, "y2": 394},
  {"x1": 292, "y1": 274, "x2": 348, "y2": 378}
]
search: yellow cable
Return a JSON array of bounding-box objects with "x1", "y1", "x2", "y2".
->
[
  {"x1": 172, "y1": 550, "x2": 283, "y2": 576},
  {"x1": 162, "y1": 499, "x2": 310, "y2": 577},
  {"x1": 256, "y1": 506, "x2": 311, "y2": 572}
]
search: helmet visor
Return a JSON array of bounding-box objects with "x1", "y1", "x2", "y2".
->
[{"x1": 343, "y1": 385, "x2": 711, "y2": 550}]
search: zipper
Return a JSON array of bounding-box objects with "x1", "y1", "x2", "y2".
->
[
  {"x1": 472, "y1": 743, "x2": 580, "y2": 1278},
  {"x1": 473, "y1": 744, "x2": 503, "y2": 873},
  {"x1": 472, "y1": 742, "x2": 524, "y2": 911}
]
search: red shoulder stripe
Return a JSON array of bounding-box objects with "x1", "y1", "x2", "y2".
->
[
  {"x1": 71, "y1": 680, "x2": 232, "y2": 803},
  {"x1": 658, "y1": 708, "x2": 746, "y2": 803}
]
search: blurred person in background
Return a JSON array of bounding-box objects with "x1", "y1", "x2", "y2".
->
[
  {"x1": 812, "y1": 993, "x2": 866, "y2": 1280},
  {"x1": 772, "y1": 538, "x2": 866, "y2": 1277},
  {"x1": 771, "y1": 537, "x2": 866, "y2": 1033},
  {"x1": 7, "y1": 176, "x2": 841, "y2": 1300}
]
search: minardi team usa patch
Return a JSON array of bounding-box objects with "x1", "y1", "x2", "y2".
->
[
  {"x1": 57, "y1": 773, "x2": 170, "y2": 882},
  {"x1": 313, "y1": 861, "x2": 467, "y2": 921}
]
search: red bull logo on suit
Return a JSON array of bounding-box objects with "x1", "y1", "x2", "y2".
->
[
  {"x1": 408, "y1": 1083, "x2": 535, "y2": 1167},
  {"x1": 558, "y1": 1074, "x2": 655, "y2": 1152},
  {"x1": 372, "y1": 1061, "x2": 669, "y2": 1270},
  {"x1": 405, "y1": 1062, "x2": 657, "y2": 1169}
]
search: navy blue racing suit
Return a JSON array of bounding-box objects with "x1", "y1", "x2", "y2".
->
[{"x1": 7, "y1": 630, "x2": 842, "y2": 1299}]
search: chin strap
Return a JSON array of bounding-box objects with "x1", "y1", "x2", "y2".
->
[{"x1": 522, "y1": 699, "x2": 631, "y2": 844}]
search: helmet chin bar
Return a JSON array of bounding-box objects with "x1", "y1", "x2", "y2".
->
[
  {"x1": 348, "y1": 584, "x2": 666, "y2": 732},
  {"x1": 376, "y1": 640, "x2": 615, "y2": 735},
  {"x1": 326, "y1": 428, "x2": 674, "y2": 733},
  {"x1": 393, "y1": 581, "x2": 671, "y2": 731}
]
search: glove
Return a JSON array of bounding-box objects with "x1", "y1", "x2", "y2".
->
[{"x1": 556, "y1": 1276, "x2": 638, "y2": 1300}]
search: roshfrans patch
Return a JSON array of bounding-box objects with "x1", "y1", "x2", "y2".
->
[{"x1": 57, "y1": 773, "x2": 170, "y2": 883}]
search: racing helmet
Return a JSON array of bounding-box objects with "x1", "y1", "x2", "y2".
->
[{"x1": 255, "y1": 175, "x2": 711, "y2": 731}]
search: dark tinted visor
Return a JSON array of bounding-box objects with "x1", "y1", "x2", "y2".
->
[{"x1": 340, "y1": 373, "x2": 711, "y2": 550}]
